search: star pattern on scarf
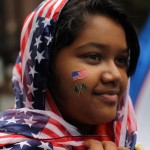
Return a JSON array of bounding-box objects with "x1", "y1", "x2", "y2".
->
[
  {"x1": 23, "y1": 98, "x2": 34, "y2": 109},
  {"x1": 27, "y1": 82, "x2": 38, "y2": 96},
  {"x1": 34, "y1": 35, "x2": 43, "y2": 49},
  {"x1": 28, "y1": 65, "x2": 38, "y2": 78},
  {"x1": 12, "y1": 16, "x2": 54, "y2": 109},
  {"x1": 32, "y1": 131, "x2": 50, "y2": 139},
  {"x1": 38, "y1": 141, "x2": 52, "y2": 150},
  {"x1": 32, "y1": 20, "x2": 40, "y2": 32},
  {"x1": 6, "y1": 117, "x2": 20, "y2": 124},
  {"x1": 42, "y1": 18, "x2": 51, "y2": 28},
  {"x1": 19, "y1": 108, "x2": 29, "y2": 115},
  {"x1": 35, "y1": 50, "x2": 45, "y2": 64},
  {"x1": 45, "y1": 34, "x2": 53, "y2": 45},
  {"x1": 125, "y1": 139, "x2": 131, "y2": 149},
  {"x1": 15, "y1": 141, "x2": 31, "y2": 149},
  {"x1": 116, "y1": 106, "x2": 125, "y2": 121},
  {"x1": 23, "y1": 116, "x2": 37, "y2": 127},
  {"x1": 0, "y1": 116, "x2": 6, "y2": 121},
  {"x1": 125, "y1": 132, "x2": 132, "y2": 149},
  {"x1": 27, "y1": 51, "x2": 32, "y2": 60}
]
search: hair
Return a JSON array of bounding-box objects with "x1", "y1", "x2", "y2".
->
[{"x1": 50, "y1": 0, "x2": 140, "y2": 76}]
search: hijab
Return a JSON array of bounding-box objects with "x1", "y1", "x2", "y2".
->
[{"x1": 0, "y1": 0, "x2": 137, "y2": 149}]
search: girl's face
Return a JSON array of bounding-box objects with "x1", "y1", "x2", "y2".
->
[{"x1": 53, "y1": 15, "x2": 128, "y2": 125}]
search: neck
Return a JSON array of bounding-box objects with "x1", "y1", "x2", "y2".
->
[
  {"x1": 52, "y1": 97, "x2": 98, "y2": 135},
  {"x1": 76, "y1": 124, "x2": 97, "y2": 135}
]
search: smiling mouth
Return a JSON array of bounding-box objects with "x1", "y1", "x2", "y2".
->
[
  {"x1": 101, "y1": 94, "x2": 118, "y2": 104},
  {"x1": 93, "y1": 92, "x2": 119, "y2": 105}
]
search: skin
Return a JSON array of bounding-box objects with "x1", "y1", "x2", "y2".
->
[
  {"x1": 83, "y1": 139, "x2": 129, "y2": 150},
  {"x1": 52, "y1": 15, "x2": 129, "y2": 149}
]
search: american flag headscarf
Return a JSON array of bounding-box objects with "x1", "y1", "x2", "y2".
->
[{"x1": 0, "y1": 0, "x2": 137, "y2": 149}]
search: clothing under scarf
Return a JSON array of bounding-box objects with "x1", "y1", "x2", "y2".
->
[{"x1": 0, "y1": 0, "x2": 137, "y2": 149}]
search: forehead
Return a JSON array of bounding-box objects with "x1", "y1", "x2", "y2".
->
[{"x1": 70, "y1": 15, "x2": 127, "y2": 52}]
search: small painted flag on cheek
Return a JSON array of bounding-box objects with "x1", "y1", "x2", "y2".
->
[
  {"x1": 72, "y1": 69, "x2": 87, "y2": 81},
  {"x1": 81, "y1": 83, "x2": 87, "y2": 91},
  {"x1": 74, "y1": 83, "x2": 87, "y2": 95},
  {"x1": 74, "y1": 84, "x2": 80, "y2": 94}
]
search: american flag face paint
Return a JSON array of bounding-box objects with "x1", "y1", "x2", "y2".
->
[
  {"x1": 72, "y1": 69, "x2": 87, "y2": 95},
  {"x1": 72, "y1": 69, "x2": 87, "y2": 81}
]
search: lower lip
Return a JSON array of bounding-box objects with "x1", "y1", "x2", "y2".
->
[{"x1": 96, "y1": 94, "x2": 118, "y2": 104}]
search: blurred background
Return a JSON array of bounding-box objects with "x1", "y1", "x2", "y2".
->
[
  {"x1": 0, "y1": 0, "x2": 41, "y2": 110},
  {"x1": 0, "y1": 0, "x2": 150, "y2": 149}
]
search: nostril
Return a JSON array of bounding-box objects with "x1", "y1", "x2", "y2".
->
[{"x1": 101, "y1": 71, "x2": 121, "y2": 84}]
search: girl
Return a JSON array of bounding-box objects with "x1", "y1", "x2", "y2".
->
[{"x1": 0, "y1": 0, "x2": 141, "y2": 149}]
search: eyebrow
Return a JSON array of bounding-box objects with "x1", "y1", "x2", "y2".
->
[
  {"x1": 76, "y1": 42, "x2": 129, "y2": 53},
  {"x1": 76, "y1": 42, "x2": 109, "y2": 50}
]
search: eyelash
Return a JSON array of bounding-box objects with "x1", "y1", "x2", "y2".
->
[
  {"x1": 115, "y1": 57, "x2": 129, "y2": 68},
  {"x1": 86, "y1": 53, "x2": 101, "y2": 60},
  {"x1": 82, "y1": 53, "x2": 129, "y2": 68},
  {"x1": 84, "y1": 53, "x2": 101, "y2": 64}
]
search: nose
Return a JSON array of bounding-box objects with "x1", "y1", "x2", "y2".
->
[{"x1": 101, "y1": 61, "x2": 122, "y2": 86}]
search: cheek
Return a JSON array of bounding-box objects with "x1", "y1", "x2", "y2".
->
[
  {"x1": 56, "y1": 68, "x2": 90, "y2": 102},
  {"x1": 120, "y1": 72, "x2": 128, "y2": 95},
  {"x1": 54, "y1": 66, "x2": 77, "y2": 99},
  {"x1": 56, "y1": 70, "x2": 72, "y2": 90}
]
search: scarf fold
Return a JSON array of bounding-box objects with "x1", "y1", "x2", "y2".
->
[{"x1": 0, "y1": 0, "x2": 137, "y2": 149}]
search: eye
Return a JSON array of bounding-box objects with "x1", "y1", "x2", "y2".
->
[
  {"x1": 115, "y1": 56, "x2": 128, "y2": 68},
  {"x1": 83, "y1": 53, "x2": 102, "y2": 65},
  {"x1": 86, "y1": 53, "x2": 101, "y2": 61}
]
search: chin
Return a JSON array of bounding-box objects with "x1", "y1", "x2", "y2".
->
[
  {"x1": 89, "y1": 115, "x2": 115, "y2": 125},
  {"x1": 104, "y1": 115, "x2": 116, "y2": 123},
  {"x1": 96, "y1": 112, "x2": 117, "y2": 124}
]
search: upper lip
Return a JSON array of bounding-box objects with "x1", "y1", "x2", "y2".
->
[{"x1": 93, "y1": 90, "x2": 120, "y2": 96}]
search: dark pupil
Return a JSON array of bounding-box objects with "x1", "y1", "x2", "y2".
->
[{"x1": 90, "y1": 55, "x2": 97, "y2": 59}]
